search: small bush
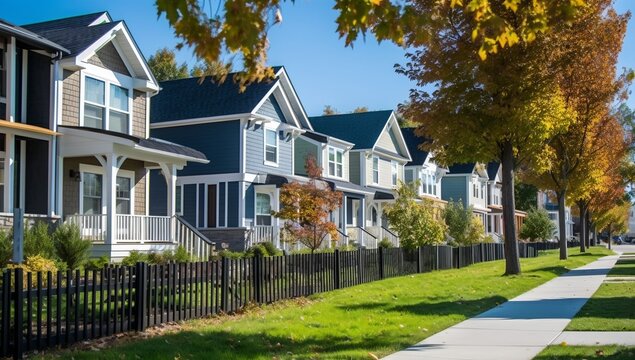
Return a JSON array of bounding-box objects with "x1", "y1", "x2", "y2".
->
[
  {"x1": 84, "y1": 256, "x2": 109, "y2": 271},
  {"x1": 53, "y1": 223, "x2": 91, "y2": 270},
  {"x1": 219, "y1": 249, "x2": 245, "y2": 259},
  {"x1": 121, "y1": 250, "x2": 148, "y2": 266},
  {"x1": 0, "y1": 230, "x2": 12, "y2": 268},
  {"x1": 147, "y1": 251, "x2": 167, "y2": 265},
  {"x1": 246, "y1": 244, "x2": 269, "y2": 257},
  {"x1": 173, "y1": 246, "x2": 192, "y2": 262},
  {"x1": 379, "y1": 238, "x2": 393, "y2": 249},
  {"x1": 260, "y1": 242, "x2": 278, "y2": 256},
  {"x1": 24, "y1": 221, "x2": 55, "y2": 260},
  {"x1": 7, "y1": 255, "x2": 59, "y2": 287}
]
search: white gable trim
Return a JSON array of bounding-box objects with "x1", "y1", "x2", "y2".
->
[
  {"x1": 89, "y1": 12, "x2": 112, "y2": 26},
  {"x1": 275, "y1": 67, "x2": 313, "y2": 130},
  {"x1": 370, "y1": 112, "x2": 412, "y2": 162}
]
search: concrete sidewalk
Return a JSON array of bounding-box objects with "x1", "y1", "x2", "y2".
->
[{"x1": 383, "y1": 255, "x2": 619, "y2": 360}]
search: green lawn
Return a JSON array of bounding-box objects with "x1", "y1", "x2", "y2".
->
[
  {"x1": 566, "y1": 282, "x2": 635, "y2": 331},
  {"x1": 608, "y1": 259, "x2": 635, "y2": 276},
  {"x1": 535, "y1": 346, "x2": 635, "y2": 359},
  {"x1": 38, "y1": 247, "x2": 613, "y2": 360}
]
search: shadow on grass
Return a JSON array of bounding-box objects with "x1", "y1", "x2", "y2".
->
[
  {"x1": 574, "y1": 296, "x2": 635, "y2": 320},
  {"x1": 535, "y1": 347, "x2": 635, "y2": 360},
  {"x1": 337, "y1": 296, "x2": 509, "y2": 317}
]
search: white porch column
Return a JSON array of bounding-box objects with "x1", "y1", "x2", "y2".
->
[
  {"x1": 3, "y1": 133, "x2": 14, "y2": 212},
  {"x1": 104, "y1": 154, "x2": 121, "y2": 245},
  {"x1": 160, "y1": 163, "x2": 177, "y2": 217}
]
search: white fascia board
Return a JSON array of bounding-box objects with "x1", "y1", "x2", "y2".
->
[
  {"x1": 250, "y1": 80, "x2": 279, "y2": 115},
  {"x1": 275, "y1": 67, "x2": 313, "y2": 131},
  {"x1": 150, "y1": 113, "x2": 253, "y2": 128},
  {"x1": 89, "y1": 12, "x2": 112, "y2": 26}
]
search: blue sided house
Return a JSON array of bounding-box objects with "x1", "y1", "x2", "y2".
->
[{"x1": 149, "y1": 67, "x2": 321, "y2": 250}]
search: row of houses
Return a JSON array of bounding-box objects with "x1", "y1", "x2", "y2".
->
[{"x1": 0, "y1": 11, "x2": 571, "y2": 260}]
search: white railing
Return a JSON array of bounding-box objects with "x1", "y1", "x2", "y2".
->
[
  {"x1": 347, "y1": 226, "x2": 378, "y2": 248},
  {"x1": 174, "y1": 216, "x2": 215, "y2": 260},
  {"x1": 367, "y1": 226, "x2": 400, "y2": 247},
  {"x1": 246, "y1": 225, "x2": 279, "y2": 250},
  {"x1": 66, "y1": 214, "x2": 107, "y2": 243},
  {"x1": 116, "y1": 214, "x2": 172, "y2": 242}
]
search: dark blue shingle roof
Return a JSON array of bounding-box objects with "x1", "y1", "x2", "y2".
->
[
  {"x1": 22, "y1": 12, "x2": 108, "y2": 33},
  {"x1": 448, "y1": 163, "x2": 476, "y2": 174},
  {"x1": 24, "y1": 20, "x2": 119, "y2": 57},
  {"x1": 401, "y1": 127, "x2": 430, "y2": 166},
  {"x1": 309, "y1": 110, "x2": 393, "y2": 150},
  {"x1": 487, "y1": 162, "x2": 500, "y2": 181},
  {"x1": 151, "y1": 74, "x2": 280, "y2": 123}
]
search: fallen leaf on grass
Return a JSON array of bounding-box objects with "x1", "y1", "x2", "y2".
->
[{"x1": 368, "y1": 352, "x2": 379, "y2": 359}]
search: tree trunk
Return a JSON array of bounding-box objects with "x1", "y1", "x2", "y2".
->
[
  {"x1": 607, "y1": 224, "x2": 612, "y2": 250},
  {"x1": 592, "y1": 223, "x2": 597, "y2": 246},
  {"x1": 557, "y1": 190, "x2": 568, "y2": 260},
  {"x1": 501, "y1": 141, "x2": 521, "y2": 275},
  {"x1": 585, "y1": 210, "x2": 591, "y2": 248},
  {"x1": 577, "y1": 200, "x2": 587, "y2": 253}
]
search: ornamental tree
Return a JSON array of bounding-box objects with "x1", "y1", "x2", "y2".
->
[
  {"x1": 155, "y1": 0, "x2": 587, "y2": 89},
  {"x1": 272, "y1": 156, "x2": 342, "y2": 252},
  {"x1": 384, "y1": 181, "x2": 445, "y2": 249},
  {"x1": 519, "y1": 208, "x2": 556, "y2": 242}
]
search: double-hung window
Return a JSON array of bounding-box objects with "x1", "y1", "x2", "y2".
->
[
  {"x1": 372, "y1": 157, "x2": 379, "y2": 184},
  {"x1": 83, "y1": 76, "x2": 130, "y2": 133},
  {"x1": 391, "y1": 161, "x2": 398, "y2": 186},
  {"x1": 264, "y1": 129, "x2": 278, "y2": 165},
  {"x1": 328, "y1": 147, "x2": 343, "y2": 178},
  {"x1": 116, "y1": 177, "x2": 131, "y2": 214},
  {"x1": 82, "y1": 173, "x2": 103, "y2": 215}
]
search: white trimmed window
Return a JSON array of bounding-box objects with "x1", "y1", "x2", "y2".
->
[
  {"x1": 391, "y1": 161, "x2": 398, "y2": 186},
  {"x1": 372, "y1": 156, "x2": 379, "y2": 184},
  {"x1": 80, "y1": 165, "x2": 135, "y2": 215},
  {"x1": 256, "y1": 193, "x2": 272, "y2": 225},
  {"x1": 264, "y1": 128, "x2": 278, "y2": 165},
  {"x1": 83, "y1": 76, "x2": 130, "y2": 134},
  {"x1": 115, "y1": 177, "x2": 132, "y2": 214},
  {"x1": 82, "y1": 172, "x2": 102, "y2": 215},
  {"x1": 328, "y1": 147, "x2": 343, "y2": 178}
]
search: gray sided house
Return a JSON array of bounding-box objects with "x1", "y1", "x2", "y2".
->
[
  {"x1": 150, "y1": 66, "x2": 314, "y2": 250},
  {"x1": 309, "y1": 110, "x2": 411, "y2": 247},
  {"x1": 19, "y1": 12, "x2": 209, "y2": 260},
  {"x1": 441, "y1": 162, "x2": 490, "y2": 233}
]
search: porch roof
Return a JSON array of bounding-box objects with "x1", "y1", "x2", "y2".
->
[
  {"x1": 58, "y1": 126, "x2": 208, "y2": 164},
  {"x1": 0, "y1": 120, "x2": 60, "y2": 137},
  {"x1": 374, "y1": 191, "x2": 395, "y2": 200},
  {"x1": 325, "y1": 179, "x2": 374, "y2": 195}
]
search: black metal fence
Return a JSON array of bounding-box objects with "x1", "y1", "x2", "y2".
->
[{"x1": 1, "y1": 243, "x2": 543, "y2": 358}]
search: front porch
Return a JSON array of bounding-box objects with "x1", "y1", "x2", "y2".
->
[{"x1": 59, "y1": 126, "x2": 211, "y2": 260}]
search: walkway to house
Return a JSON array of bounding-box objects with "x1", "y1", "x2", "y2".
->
[{"x1": 383, "y1": 253, "x2": 620, "y2": 360}]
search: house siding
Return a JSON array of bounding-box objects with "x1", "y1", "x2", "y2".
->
[
  {"x1": 62, "y1": 70, "x2": 80, "y2": 126},
  {"x1": 227, "y1": 182, "x2": 239, "y2": 227},
  {"x1": 25, "y1": 51, "x2": 51, "y2": 128},
  {"x1": 349, "y1": 152, "x2": 361, "y2": 184},
  {"x1": 149, "y1": 170, "x2": 166, "y2": 216},
  {"x1": 218, "y1": 182, "x2": 226, "y2": 227},
  {"x1": 182, "y1": 184, "x2": 197, "y2": 225},
  {"x1": 132, "y1": 91, "x2": 146, "y2": 138},
  {"x1": 151, "y1": 121, "x2": 241, "y2": 175},
  {"x1": 376, "y1": 127, "x2": 399, "y2": 154},
  {"x1": 245, "y1": 124, "x2": 293, "y2": 175},
  {"x1": 86, "y1": 42, "x2": 131, "y2": 76},
  {"x1": 245, "y1": 183, "x2": 255, "y2": 221},
  {"x1": 441, "y1": 176, "x2": 467, "y2": 207},
  {"x1": 256, "y1": 96, "x2": 287, "y2": 123},
  {"x1": 365, "y1": 156, "x2": 402, "y2": 189},
  {"x1": 294, "y1": 137, "x2": 318, "y2": 176},
  {"x1": 198, "y1": 184, "x2": 205, "y2": 227}
]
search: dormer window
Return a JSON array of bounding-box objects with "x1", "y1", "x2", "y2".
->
[{"x1": 83, "y1": 76, "x2": 130, "y2": 134}]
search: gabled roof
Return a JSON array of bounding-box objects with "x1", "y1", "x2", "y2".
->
[
  {"x1": 22, "y1": 12, "x2": 110, "y2": 33},
  {"x1": 26, "y1": 21, "x2": 120, "y2": 57},
  {"x1": 401, "y1": 127, "x2": 430, "y2": 166},
  {"x1": 487, "y1": 162, "x2": 501, "y2": 181},
  {"x1": 309, "y1": 110, "x2": 394, "y2": 150},
  {"x1": 448, "y1": 163, "x2": 476, "y2": 174},
  {"x1": 151, "y1": 73, "x2": 280, "y2": 123},
  {"x1": 0, "y1": 18, "x2": 68, "y2": 54}
]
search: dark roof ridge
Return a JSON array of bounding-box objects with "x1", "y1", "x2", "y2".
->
[{"x1": 21, "y1": 11, "x2": 109, "y2": 30}]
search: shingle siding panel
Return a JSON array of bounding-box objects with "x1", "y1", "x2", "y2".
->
[
  {"x1": 132, "y1": 90, "x2": 146, "y2": 138},
  {"x1": 62, "y1": 70, "x2": 80, "y2": 126},
  {"x1": 86, "y1": 42, "x2": 131, "y2": 76}
]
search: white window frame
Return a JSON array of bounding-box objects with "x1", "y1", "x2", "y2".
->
[
  {"x1": 391, "y1": 160, "x2": 398, "y2": 186},
  {"x1": 263, "y1": 124, "x2": 279, "y2": 167},
  {"x1": 78, "y1": 164, "x2": 135, "y2": 215},
  {"x1": 327, "y1": 146, "x2": 344, "y2": 178},
  {"x1": 79, "y1": 71, "x2": 133, "y2": 135},
  {"x1": 372, "y1": 156, "x2": 379, "y2": 184},
  {"x1": 254, "y1": 185, "x2": 277, "y2": 226}
]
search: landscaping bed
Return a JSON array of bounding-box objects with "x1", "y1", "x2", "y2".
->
[{"x1": 36, "y1": 247, "x2": 613, "y2": 359}]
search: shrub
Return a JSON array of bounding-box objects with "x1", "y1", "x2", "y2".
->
[
  {"x1": 465, "y1": 215, "x2": 486, "y2": 245},
  {"x1": 443, "y1": 200, "x2": 473, "y2": 245},
  {"x1": 246, "y1": 243, "x2": 269, "y2": 257},
  {"x1": 260, "y1": 241, "x2": 278, "y2": 256},
  {"x1": 7, "y1": 255, "x2": 59, "y2": 287},
  {"x1": 520, "y1": 208, "x2": 556, "y2": 242},
  {"x1": 53, "y1": 223, "x2": 91, "y2": 270},
  {"x1": 147, "y1": 251, "x2": 167, "y2": 265},
  {"x1": 378, "y1": 238, "x2": 393, "y2": 249},
  {"x1": 24, "y1": 221, "x2": 55, "y2": 260},
  {"x1": 219, "y1": 250, "x2": 245, "y2": 259},
  {"x1": 84, "y1": 256, "x2": 109, "y2": 271},
  {"x1": 0, "y1": 230, "x2": 12, "y2": 268},
  {"x1": 173, "y1": 246, "x2": 192, "y2": 262},
  {"x1": 121, "y1": 250, "x2": 148, "y2": 266}
]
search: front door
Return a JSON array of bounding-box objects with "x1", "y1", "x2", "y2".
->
[{"x1": 207, "y1": 184, "x2": 216, "y2": 228}]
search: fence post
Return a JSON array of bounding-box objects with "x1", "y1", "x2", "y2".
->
[
  {"x1": 13, "y1": 268, "x2": 23, "y2": 360},
  {"x1": 357, "y1": 248, "x2": 363, "y2": 284},
  {"x1": 134, "y1": 262, "x2": 148, "y2": 332},
  {"x1": 435, "y1": 246, "x2": 439, "y2": 270},
  {"x1": 378, "y1": 247, "x2": 385, "y2": 279},
  {"x1": 253, "y1": 255, "x2": 262, "y2": 304},
  {"x1": 221, "y1": 257, "x2": 230, "y2": 312},
  {"x1": 333, "y1": 250, "x2": 341, "y2": 289},
  {"x1": 417, "y1": 247, "x2": 423, "y2": 273}
]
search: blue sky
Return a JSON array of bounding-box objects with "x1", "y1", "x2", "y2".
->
[{"x1": 6, "y1": 0, "x2": 635, "y2": 115}]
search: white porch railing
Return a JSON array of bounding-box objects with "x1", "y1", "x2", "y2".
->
[
  {"x1": 346, "y1": 226, "x2": 378, "y2": 248},
  {"x1": 367, "y1": 226, "x2": 400, "y2": 247},
  {"x1": 245, "y1": 225, "x2": 279, "y2": 250},
  {"x1": 65, "y1": 214, "x2": 215, "y2": 260}
]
